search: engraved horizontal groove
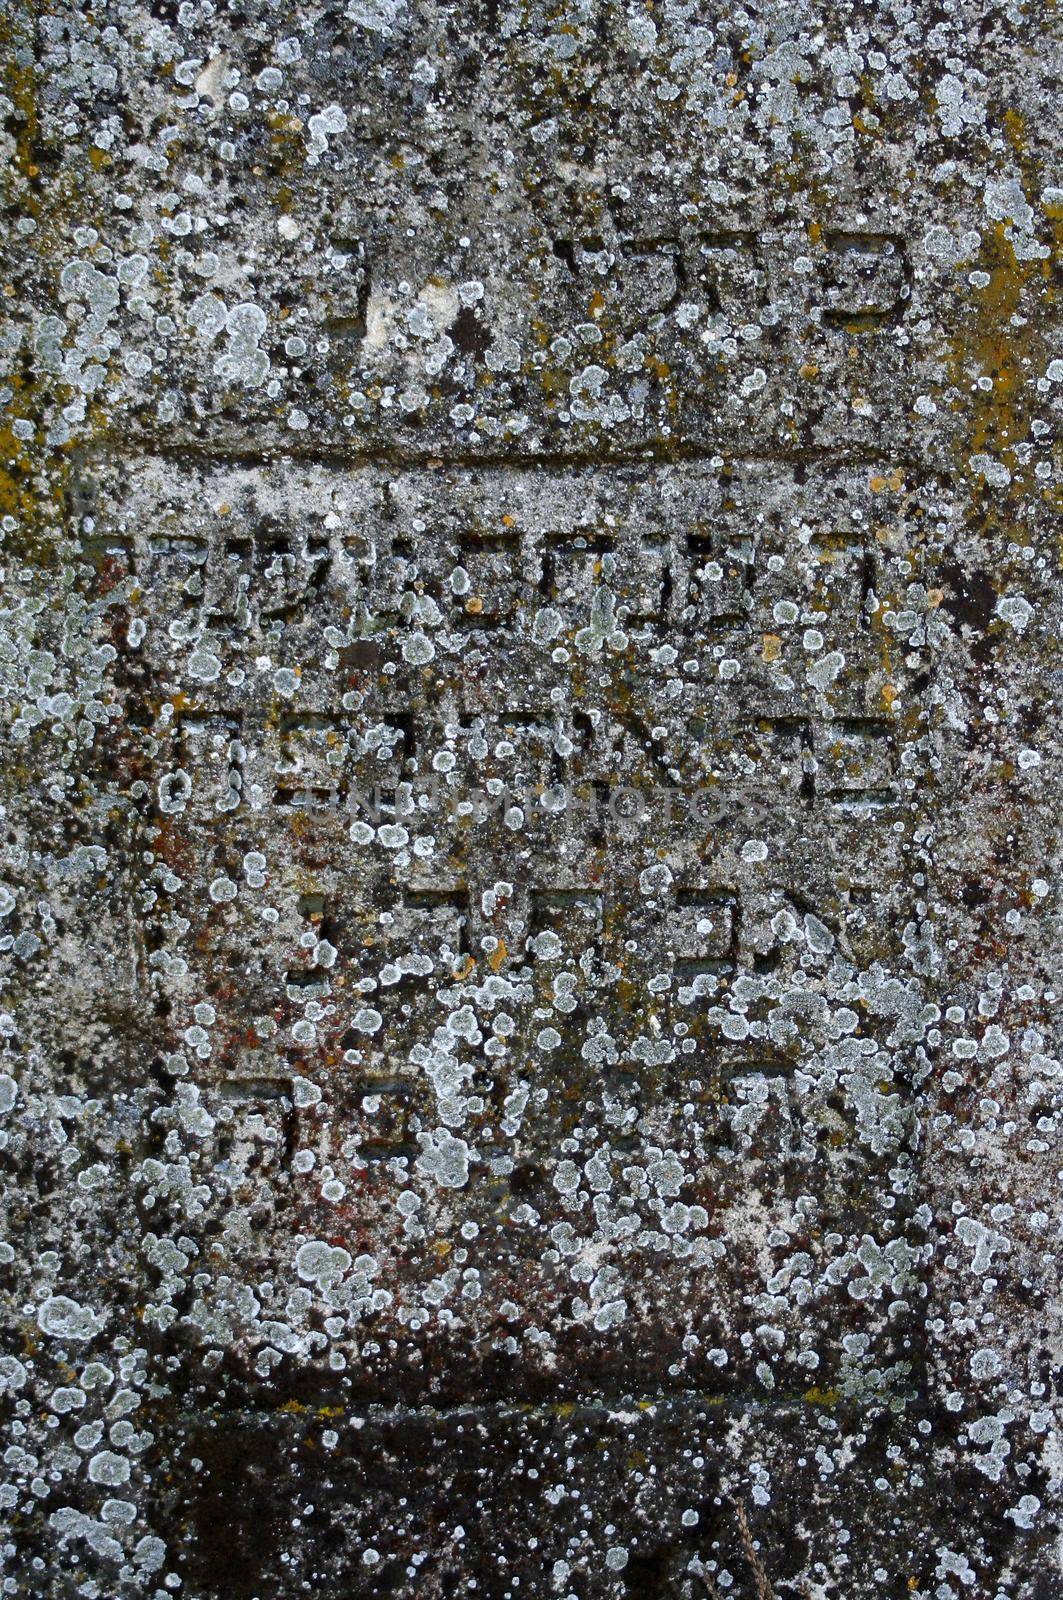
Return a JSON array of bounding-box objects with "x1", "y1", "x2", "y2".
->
[
  {"x1": 177, "y1": 1387, "x2": 930, "y2": 1423},
  {"x1": 89, "y1": 437, "x2": 931, "y2": 472},
  {"x1": 217, "y1": 1076, "x2": 294, "y2": 1101}
]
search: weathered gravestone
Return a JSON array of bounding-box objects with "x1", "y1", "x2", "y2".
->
[{"x1": 1, "y1": 2, "x2": 1061, "y2": 1595}]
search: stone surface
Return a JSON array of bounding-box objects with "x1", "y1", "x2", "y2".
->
[{"x1": 1, "y1": 2, "x2": 1062, "y2": 1596}]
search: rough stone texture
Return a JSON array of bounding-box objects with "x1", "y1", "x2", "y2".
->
[{"x1": 1, "y1": 1, "x2": 1061, "y2": 1596}]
